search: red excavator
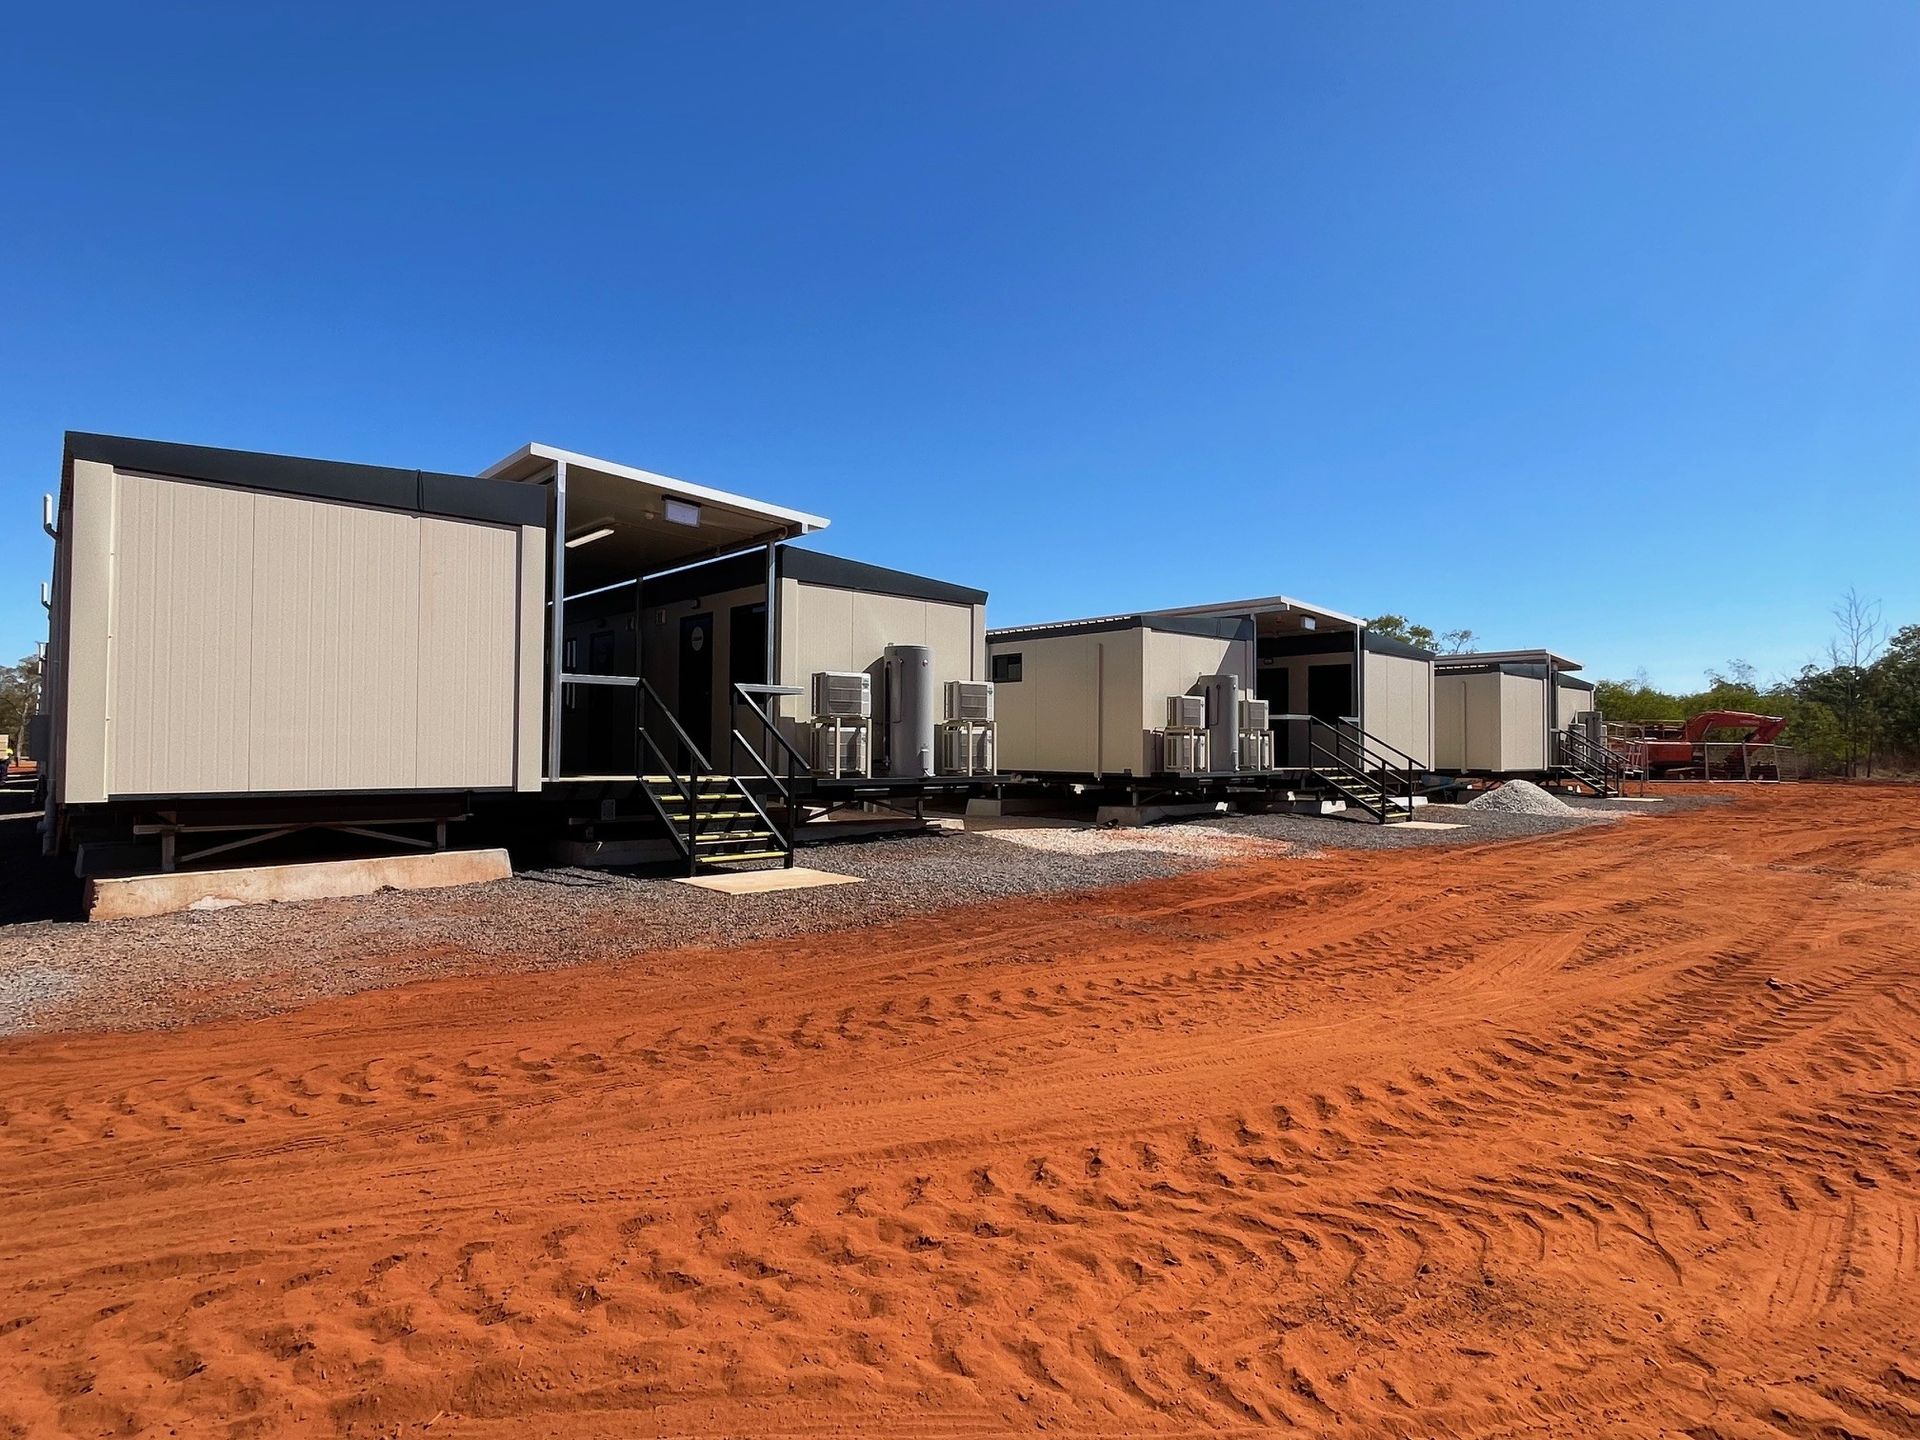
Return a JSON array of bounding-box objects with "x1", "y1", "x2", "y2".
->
[{"x1": 1620, "y1": 711, "x2": 1788, "y2": 780}]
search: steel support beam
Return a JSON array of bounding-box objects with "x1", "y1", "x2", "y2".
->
[
  {"x1": 763, "y1": 539, "x2": 779, "y2": 687},
  {"x1": 545, "y1": 460, "x2": 569, "y2": 781}
]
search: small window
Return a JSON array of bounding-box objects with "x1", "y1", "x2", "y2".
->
[{"x1": 992, "y1": 652, "x2": 1023, "y2": 683}]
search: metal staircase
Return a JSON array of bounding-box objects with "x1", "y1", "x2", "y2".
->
[
  {"x1": 633, "y1": 680, "x2": 796, "y2": 875},
  {"x1": 1299, "y1": 715, "x2": 1423, "y2": 824},
  {"x1": 1554, "y1": 726, "x2": 1630, "y2": 798}
]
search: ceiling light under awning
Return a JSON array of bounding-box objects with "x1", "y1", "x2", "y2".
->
[
  {"x1": 565, "y1": 525, "x2": 615, "y2": 548},
  {"x1": 664, "y1": 498, "x2": 701, "y2": 527}
]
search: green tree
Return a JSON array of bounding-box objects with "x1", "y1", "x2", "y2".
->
[
  {"x1": 1366, "y1": 615, "x2": 1474, "y2": 654},
  {"x1": 1876, "y1": 624, "x2": 1920, "y2": 764},
  {"x1": 0, "y1": 652, "x2": 43, "y2": 757}
]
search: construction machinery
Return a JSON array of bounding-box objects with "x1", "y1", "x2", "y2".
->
[{"x1": 1614, "y1": 711, "x2": 1788, "y2": 780}]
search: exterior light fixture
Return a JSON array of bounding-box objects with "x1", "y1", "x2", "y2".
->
[
  {"x1": 565, "y1": 525, "x2": 615, "y2": 549},
  {"x1": 664, "y1": 498, "x2": 701, "y2": 527}
]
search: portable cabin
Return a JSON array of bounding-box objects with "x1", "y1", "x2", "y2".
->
[
  {"x1": 36, "y1": 433, "x2": 982, "y2": 874},
  {"x1": 38, "y1": 433, "x2": 551, "y2": 867},
  {"x1": 1142, "y1": 595, "x2": 1436, "y2": 770},
  {"x1": 986, "y1": 614, "x2": 1255, "y2": 778},
  {"x1": 1432, "y1": 650, "x2": 1593, "y2": 776}
]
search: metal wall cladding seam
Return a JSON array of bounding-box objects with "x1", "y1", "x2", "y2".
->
[
  {"x1": 108, "y1": 473, "x2": 254, "y2": 796},
  {"x1": 249, "y1": 494, "x2": 420, "y2": 792},
  {"x1": 417, "y1": 518, "x2": 518, "y2": 789}
]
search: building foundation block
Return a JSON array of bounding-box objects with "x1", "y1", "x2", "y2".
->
[{"x1": 85, "y1": 848, "x2": 512, "y2": 921}]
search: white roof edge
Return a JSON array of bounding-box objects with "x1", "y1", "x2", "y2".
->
[
  {"x1": 1142, "y1": 593, "x2": 1366, "y2": 629},
  {"x1": 481, "y1": 442, "x2": 830, "y2": 534},
  {"x1": 1437, "y1": 648, "x2": 1584, "y2": 672}
]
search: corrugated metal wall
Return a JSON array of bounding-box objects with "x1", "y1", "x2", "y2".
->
[{"x1": 76, "y1": 470, "x2": 535, "y2": 798}]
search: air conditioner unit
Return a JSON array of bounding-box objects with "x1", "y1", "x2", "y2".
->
[
  {"x1": 1238, "y1": 697, "x2": 1270, "y2": 731},
  {"x1": 945, "y1": 679, "x2": 995, "y2": 723},
  {"x1": 938, "y1": 721, "x2": 996, "y2": 775},
  {"x1": 812, "y1": 670, "x2": 872, "y2": 719},
  {"x1": 1239, "y1": 729, "x2": 1274, "y2": 772},
  {"x1": 810, "y1": 717, "x2": 871, "y2": 777},
  {"x1": 1166, "y1": 694, "x2": 1206, "y2": 729},
  {"x1": 1157, "y1": 729, "x2": 1209, "y2": 775}
]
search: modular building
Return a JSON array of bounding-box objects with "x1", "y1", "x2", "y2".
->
[
  {"x1": 40, "y1": 434, "x2": 550, "y2": 847},
  {"x1": 986, "y1": 592, "x2": 1436, "y2": 797},
  {"x1": 1433, "y1": 650, "x2": 1596, "y2": 775},
  {"x1": 986, "y1": 614, "x2": 1256, "y2": 778},
  {"x1": 35, "y1": 433, "x2": 990, "y2": 874},
  {"x1": 1141, "y1": 595, "x2": 1435, "y2": 770}
]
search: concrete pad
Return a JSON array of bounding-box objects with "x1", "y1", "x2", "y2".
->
[
  {"x1": 1389, "y1": 820, "x2": 1467, "y2": 831},
  {"x1": 675, "y1": 865, "x2": 863, "y2": 896},
  {"x1": 86, "y1": 848, "x2": 511, "y2": 922},
  {"x1": 1598, "y1": 796, "x2": 1666, "y2": 803},
  {"x1": 1094, "y1": 801, "x2": 1228, "y2": 827}
]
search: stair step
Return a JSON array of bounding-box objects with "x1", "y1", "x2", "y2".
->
[
  {"x1": 695, "y1": 832, "x2": 776, "y2": 848},
  {"x1": 699, "y1": 850, "x2": 788, "y2": 865}
]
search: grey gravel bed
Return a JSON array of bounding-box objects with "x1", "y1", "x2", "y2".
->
[
  {"x1": 0, "y1": 831, "x2": 1212, "y2": 1036},
  {"x1": 0, "y1": 797, "x2": 1635, "y2": 1037}
]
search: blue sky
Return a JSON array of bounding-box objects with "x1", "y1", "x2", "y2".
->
[{"x1": 3, "y1": 3, "x2": 1915, "y2": 689}]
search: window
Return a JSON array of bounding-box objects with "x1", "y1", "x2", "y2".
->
[{"x1": 992, "y1": 652, "x2": 1023, "y2": 683}]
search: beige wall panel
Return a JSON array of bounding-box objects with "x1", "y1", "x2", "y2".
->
[
  {"x1": 1463, "y1": 673, "x2": 1502, "y2": 771},
  {"x1": 989, "y1": 631, "x2": 1115, "y2": 774},
  {"x1": 1434, "y1": 673, "x2": 1467, "y2": 770},
  {"x1": 58, "y1": 461, "x2": 118, "y2": 804},
  {"x1": 248, "y1": 493, "x2": 419, "y2": 792},
  {"x1": 1101, "y1": 632, "x2": 1146, "y2": 774},
  {"x1": 1364, "y1": 651, "x2": 1434, "y2": 768},
  {"x1": 417, "y1": 519, "x2": 519, "y2": 789},
  {"x1": 108, "y1": 472, "x2": 255, "y2": 796},
  {"x1": 515, "y1": 526, "x2": 545, "y2": 790},
  {"x1": 1499, "y1": 672, "x2": 1547, "y2": 772},
  {"x1": 1555, "y1": 682, "x2": 1593, "y2": 729}
]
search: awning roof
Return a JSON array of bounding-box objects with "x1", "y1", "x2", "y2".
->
[
  {"x1": 1143, "y1": 592, "x2": 1365, "y2": 632},
  {"x1": 482, "y1": 442, "x2": 830, "y2": 594},
  {"x1": 1437, "y1": 648, "x2": 1584, "y2": 672}
]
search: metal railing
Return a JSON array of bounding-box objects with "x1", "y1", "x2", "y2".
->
[
  {"x1": 729, "y1": 683, "x2": 810, "y2": 868},
  {"x1": 1279, "y1": 713, "x2": 1420, "y2": 823},
  {"x1": 1554, "y1": 726, "x2": 1630, "y2": 795},
  {"x1": 635, "y1": 678, "x2": 713, "y2": 872}
]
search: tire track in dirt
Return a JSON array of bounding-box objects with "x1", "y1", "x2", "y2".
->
[{"x1": 3, "y1": 785, "x2": 1918, "y2": 1438}]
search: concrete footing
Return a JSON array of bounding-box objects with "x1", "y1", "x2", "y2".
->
[
  {"x1": 965, "y1": 796, "x2": 1057, "y2": 818},
  {"x1": 85, "y1": 848, "x2": 512, "y2": 921}
]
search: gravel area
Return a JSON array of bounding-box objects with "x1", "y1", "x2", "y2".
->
[
  {"x1": 1209, "y1": 800, "x2": 1624, "y2": 851},
  {"x1": 0, "y1": 794, "x2": 1636, "y2": 1037}
]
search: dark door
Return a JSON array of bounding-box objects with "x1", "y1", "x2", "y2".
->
[
  {"x1": 1307, "y1": 663, "x2": 1351, "y2": 724},
  {"x1": 1255, "y1": 666, "x2": 1288, "y2": 714},
  {"x1": 729, "y1": 603, "x2": 768, "y2": 689},
  {"x1": 678, "y1": 613, "x2": 714, "y2": 762}
]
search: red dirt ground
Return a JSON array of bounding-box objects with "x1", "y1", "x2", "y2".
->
[{"x1": 3, "y1": 786, "x2": 1918, "y2": 1438}]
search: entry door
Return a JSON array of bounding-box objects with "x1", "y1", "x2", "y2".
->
[
  {"x1": 1257, "y1": 667, "x2": 1294, "y2": 764},
  {"x1": 678, "y1": 613, "x2": 714, "y2": 762},
  {"x1": 1307, "y1": 663, "x2": 1352, "y2": 724}
]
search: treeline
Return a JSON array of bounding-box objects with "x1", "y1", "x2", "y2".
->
[{"x1": 1596, "y1": 592, "x2": 1920, "y2": 779}]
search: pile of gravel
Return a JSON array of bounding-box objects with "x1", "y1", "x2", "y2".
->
[{"x1": 1465, "y1": 779, "x2": 1582, "y2": 817}]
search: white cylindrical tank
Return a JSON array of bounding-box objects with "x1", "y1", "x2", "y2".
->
[{"x1": 884, "y1": 643, "x2": 936, "y2": 778}]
